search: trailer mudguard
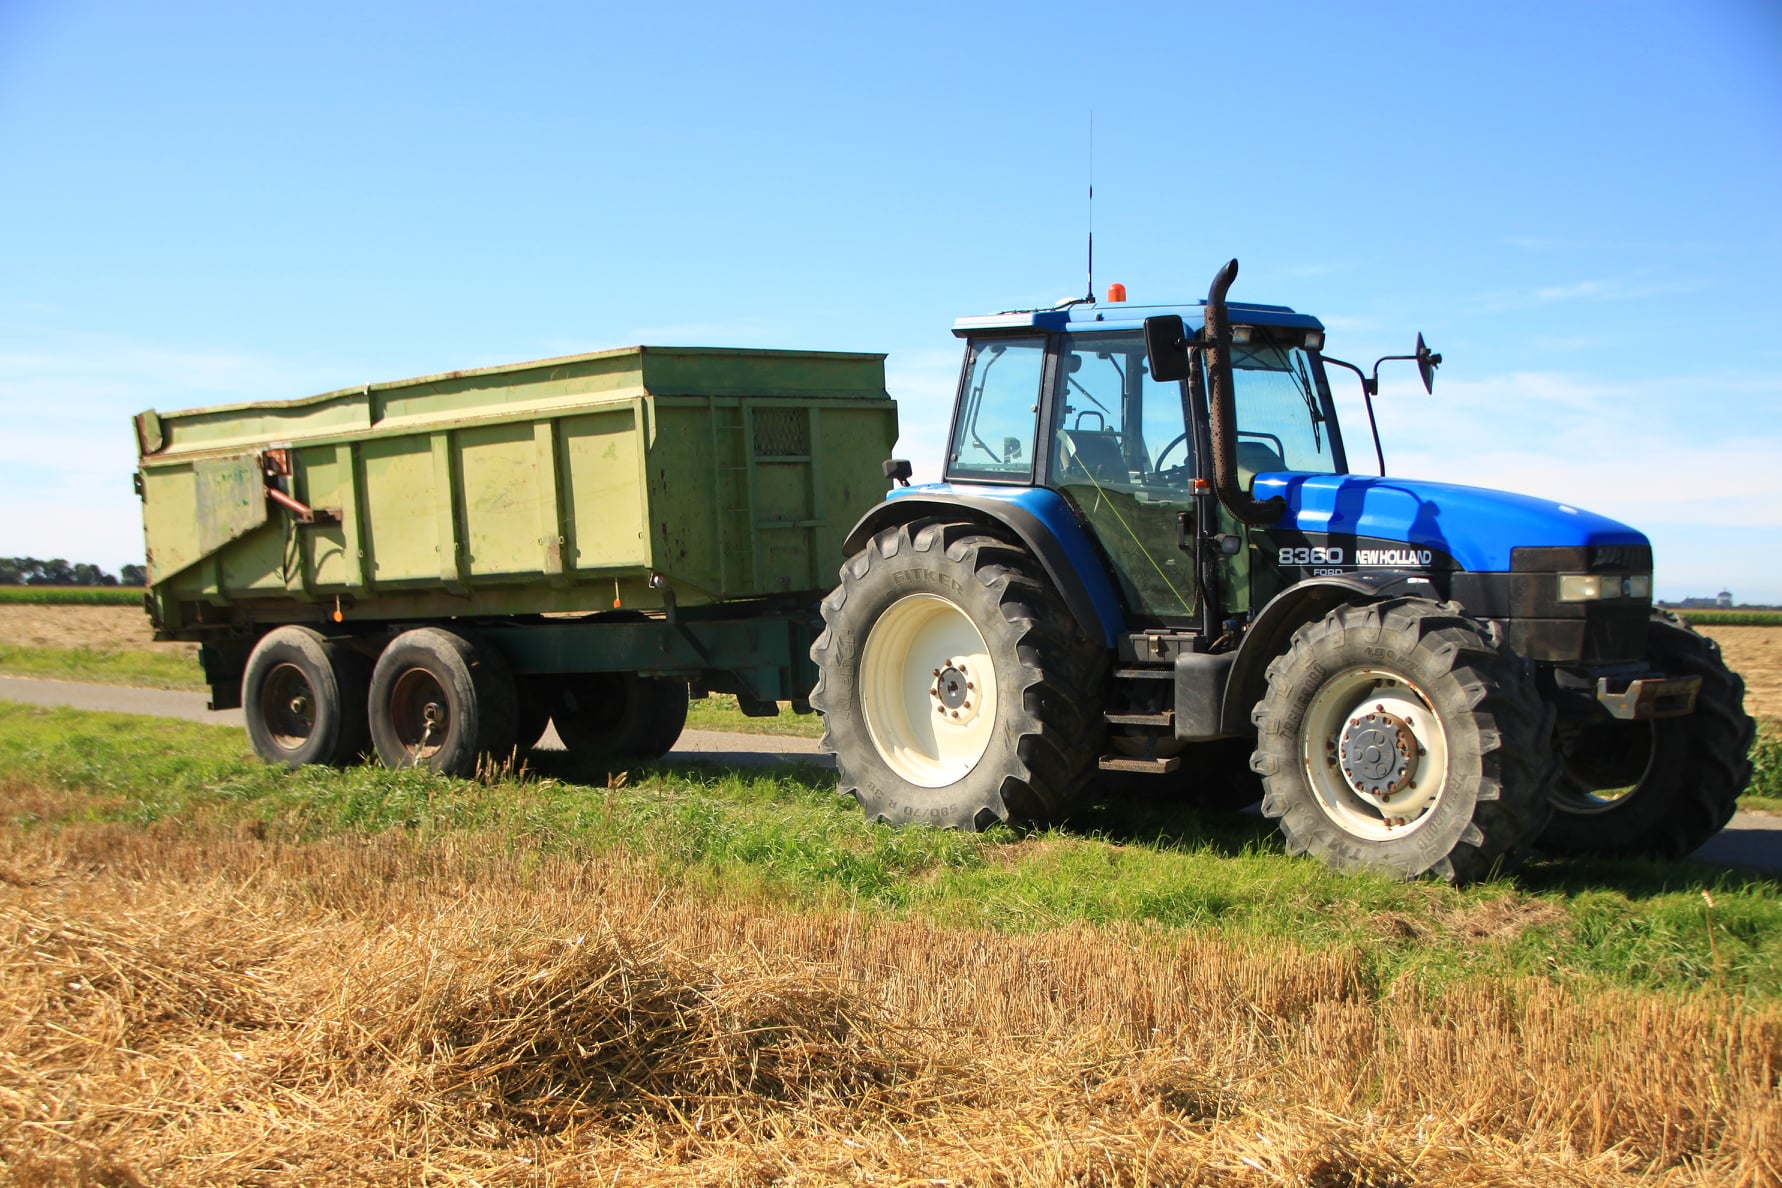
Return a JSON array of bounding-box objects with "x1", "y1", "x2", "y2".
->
[
  {"x1": 840, "y1": 485, "x2": 1125, "y2": 648},
  {"x1": 1218, "y1": 571, "x2": 1438, "y2": 736}
]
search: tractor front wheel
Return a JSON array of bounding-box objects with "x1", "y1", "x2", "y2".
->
[
  {"x1": 810, "y1": 519, "x2": 1105, "y2": 829},
  {"x1": 1537, "y1": 612, "x2": 1753, "y2": 859},
  {"x1": 1251, "y1": 598, "x2": 1555, "y2": 883}
]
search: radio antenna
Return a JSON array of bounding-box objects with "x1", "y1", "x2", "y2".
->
[{"x1": 1086, "y1": 111, "x2": 1095, "y2": 302}]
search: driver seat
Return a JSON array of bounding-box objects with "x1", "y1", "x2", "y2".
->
[{"x1": 1057, "y1": 429, "x2": 1128, "y2": 484}]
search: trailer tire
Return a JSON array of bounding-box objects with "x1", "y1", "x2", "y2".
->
[
  {"x1": 810, "y1": 518, "x2": 1105, "y2": 829},
  {"x1": 242, "y1": 626, "x2": 372, "y2": 769},
  {"x1": 368, "y1": 628, "x2": 518, "y2": 776},
  {"x1": 1538, "y1": 612, "x2": 1753, "y2": 859},
  {"x1": 553, "y1": 673, "x2": 689, "y2": 760},
  {"x1": 1251, "y1": 598, "x2": 1554, "y2": 884}
]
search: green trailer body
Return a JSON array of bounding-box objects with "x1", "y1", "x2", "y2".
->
[
  {"x1": 134, "y1": 346, "x2": 898, "y2": 722},
  {"x1": 138, "y1": 345, "x2": 897, "y2": 626}
]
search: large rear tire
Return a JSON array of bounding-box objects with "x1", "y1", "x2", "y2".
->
[
  {"x1": 552, "y1": 673, "x2": 689, "y2": 760},
  {"x1": 368, "y1": 628, "x2": 518, "y2": 776},
  {"x1": 1537, "y1": 612, "x2": 1753, "y2": 859},
  {"x1": 810, "y1": 519, "x2": 1106, "y2": 829},
  {"x1": 242, "y1": 626, "x2": 371, "y2": 769},
  {"x1": 1251, "y1": 598, "x2": 1555, "y2": 884}
]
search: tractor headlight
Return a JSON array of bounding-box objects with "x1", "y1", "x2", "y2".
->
[
  {"x1": 1558, "y1": 574, "x2": 1603, "y2": 601},
  {"x1": 1558, "y1": 573, "x2": 1652, "y2": 602}
]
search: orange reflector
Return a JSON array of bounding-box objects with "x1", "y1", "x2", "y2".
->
[{"x1": 1106, "y1": 282, "x2": 1127, "y2": 302}]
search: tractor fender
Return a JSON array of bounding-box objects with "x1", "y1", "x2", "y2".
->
[
  {"x1": 1219, "y1": 571, "x2": 1438, "y2": 735},
  {"x1": 840, "y1": 491, "x2": 1123, "y2": 648}
]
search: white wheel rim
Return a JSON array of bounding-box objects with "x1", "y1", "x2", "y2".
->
[
  {"x1": 1300, "y1": 667, "x2": 1449, "y2": 842},
  {"x1": 859, "y1": 592, "x2": 997, "y2": 788}
]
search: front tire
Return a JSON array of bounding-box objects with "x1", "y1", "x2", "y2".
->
[
  {"x1": 809, "y1": 519, "x2": 1105, "y2": 830},
  {"x1": 1538, "y1": 612, "x2": 1754, "y2": 859},
  {"x1": 1251, "y1": 598, "x2": 1554, "y2": 883}
]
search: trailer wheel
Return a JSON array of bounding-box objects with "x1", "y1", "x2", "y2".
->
[
  {"x1": 242, "y1": 626, "x2": 371, "y2": 769},
  {"x1": 552, "y1": 673, "x2": 689, "y2": 759},
  {"x1": 1538, "y1": 612, "x2": 1753, "y2": 859},
  {"x1": 368, "y1": 628, "x2": 518, "y2": 776},
  {"x1": 810, "y1": 519, "x2": 1105, "y2": 829},
  {"x1": 1251, "y1": 598, "x2": 1554, "y2": 883}
]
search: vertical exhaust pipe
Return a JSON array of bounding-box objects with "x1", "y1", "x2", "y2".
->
[{"x1": 1203, "y1": 259, "x2": 1284, "y2": 528}]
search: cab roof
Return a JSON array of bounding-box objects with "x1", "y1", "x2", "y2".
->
[{"x1": 952, "y1": 298, "x2": 1323, "y2": 338}]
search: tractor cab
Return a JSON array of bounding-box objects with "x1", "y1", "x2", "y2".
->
[{"x1": 943, "y1": 296, "x2": 1336, "y2": 626}]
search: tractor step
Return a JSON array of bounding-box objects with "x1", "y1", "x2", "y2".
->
[
  {"x1": 1114, "y1": 666, "x2": 1173, "y2": 681},
  {"x1": 1099, "y1": 754, "x2": 1181, "y2": 774},
  {"x1": 1105, "y1": 709, "x2": 1173, "y2": 727}
]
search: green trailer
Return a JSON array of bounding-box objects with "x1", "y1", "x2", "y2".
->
[{"x1": 134, "y1": 345, "x2": 898, "y2": 772}]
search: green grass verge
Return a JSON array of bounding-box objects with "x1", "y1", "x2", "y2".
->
[
  {"x1": 0, "y1": 645, "x2": 823, "y2": 735},
  {"x1": 0, "y1": 586, "x2": 146, "y2": 605},
  {"x1": 3, "y1": 699, "x2": 1778, "y2": 999},
  {"x1": 1746, "y1": 724, "x2": 1782, "y2": 813},
  {"x1": 0, "y1": 645, "x2": 206, "y2": 691},
  {"x1": 685, "y1": 693, "x2": 825, "y2": 738}
]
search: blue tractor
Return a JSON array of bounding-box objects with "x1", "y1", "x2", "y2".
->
[{"x1": 810, "y1": 260, "x2": 1754, "y2": 882}]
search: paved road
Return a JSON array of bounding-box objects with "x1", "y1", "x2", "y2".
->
[
  {"x1": 2, "y1": 674, "x2": 1774, "y2": 874},
  {"x1": 0, "y1": 674, "x2": 834, "y2": 768}
]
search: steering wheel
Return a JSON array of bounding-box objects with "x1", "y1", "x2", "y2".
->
[{"x1": 1154, "y1": 431, "x2": 1189, "y2": 472}]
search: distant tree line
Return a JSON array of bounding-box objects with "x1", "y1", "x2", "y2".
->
[{"x1": 0, "y1": 557, "x2": 147, "y2": 587}]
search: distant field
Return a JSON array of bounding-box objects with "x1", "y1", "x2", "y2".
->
[
  {"x1": 1667, "y1": 608, "x2": 1782, "y2": 627},
  {"x1": 0, "y1": 585, "x2": 145, "y2": 605}
]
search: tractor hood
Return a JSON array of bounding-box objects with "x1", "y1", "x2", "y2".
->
[{"x1": 1252, "y1": 472, "x2": 1649, "y2": 572}]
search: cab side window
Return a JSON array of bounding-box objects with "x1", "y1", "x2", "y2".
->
[{"x1": 946, "y1": 337, "x2": 1044, "y2": 483}]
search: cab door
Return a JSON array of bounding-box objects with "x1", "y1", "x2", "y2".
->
[{"x1": 1044, "y1": 330, "x2": 1198, "y2": 624}]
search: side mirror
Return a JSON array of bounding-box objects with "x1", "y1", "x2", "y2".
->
[
  {"x1": 1144, "y1": 314, "x2": 1190, "y2": 382},
  {"x1": 1415, "y1": 332, "x2": 1442, "y2": 394}
]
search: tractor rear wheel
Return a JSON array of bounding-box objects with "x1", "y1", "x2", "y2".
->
[
  {"x1": 810, "y1": 519, "x2": 1105, "y2": 829},
  {"x1": 1537, "y1": 612, "x2": 1753, "y2": 859},
  {"x1": 1251, "y1": 598, "x2": 1554, "y2": 883}
]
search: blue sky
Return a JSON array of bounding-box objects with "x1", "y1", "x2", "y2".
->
[{"x1": 3, "y1": 1, "x2": 1779, "y2": 600}]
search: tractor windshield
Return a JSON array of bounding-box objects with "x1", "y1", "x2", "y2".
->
[{"x1": 1229, "y1": 340, "x2": 1344, "y2": 477}]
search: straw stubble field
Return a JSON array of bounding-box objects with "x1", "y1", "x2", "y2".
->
[
  {"x1": 3, "y1": 605, "x2": 1781, "y2": 1184},
  {"x1": 3, "y1": 815, "x2": 1777, "y2": 1187}
]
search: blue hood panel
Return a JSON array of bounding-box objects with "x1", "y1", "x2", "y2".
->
[{"x1": 1254, "y1": 473, "x2": 1649, "y2": 572}]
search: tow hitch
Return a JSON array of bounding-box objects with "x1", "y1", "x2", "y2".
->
[{"x1": 1596, "y1": 673, "x2": 1701, "y2": 720}]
